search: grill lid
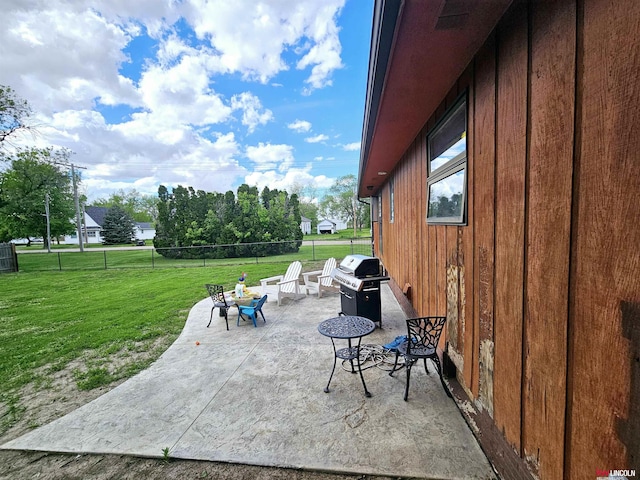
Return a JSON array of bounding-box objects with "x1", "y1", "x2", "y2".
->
[
  {"x1": 338, "y1": 254, "x2": 380, "y2": 277},
  {"x1": 330, "y1": 269, "x2": 364, "y2": 291}
]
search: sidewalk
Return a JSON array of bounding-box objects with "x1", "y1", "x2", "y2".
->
[{"x1": 1, "y1": 285, "x2": 495, "y2": 479}]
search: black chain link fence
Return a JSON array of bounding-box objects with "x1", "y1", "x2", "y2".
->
[{"x1": 15, "y1": 238, "x2": 373, "y2": 272}]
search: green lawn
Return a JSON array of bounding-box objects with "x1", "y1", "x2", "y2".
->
[
  {"x1": 16, "y1": 242, "x2": 372, "y2": 272},
  {"x1": 0, "y1": 260, "x2": 330, "y2": 434}
]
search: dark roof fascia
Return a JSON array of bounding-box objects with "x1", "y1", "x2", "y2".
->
[{"x1": 358, "y1": 0, "x2": 403, "y2": 198}]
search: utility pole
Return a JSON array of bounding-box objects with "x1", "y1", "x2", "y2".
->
[
  {"x1": 54, "y1": 159, "x2": 86, "y2": 252},
  {"x1": 44, "y1": 193, "x2": 51, "y2": 253},
  {"x1": 70, "y1": 163, "x2": 84, "y2": 252}
]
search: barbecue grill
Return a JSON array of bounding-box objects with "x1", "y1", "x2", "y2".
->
[{"x1": 330, "y1": 254, "x2": 389, "y2": 325}]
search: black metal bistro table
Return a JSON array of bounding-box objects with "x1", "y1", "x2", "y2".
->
[{"x1": 318, "y1": 315, "x2": 376, "y2": 397}]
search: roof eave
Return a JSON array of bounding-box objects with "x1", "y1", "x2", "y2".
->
[{"x1": 357, "y1": 0, "x2": 513, "y2": 198}]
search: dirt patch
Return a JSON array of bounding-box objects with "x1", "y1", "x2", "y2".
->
[{"x1": 0, "y1": 337, "x2": 398, "y2": 480}]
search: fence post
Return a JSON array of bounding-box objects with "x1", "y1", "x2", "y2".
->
[
  {"x1": 104, "y1": 251, "x2": 107, "y2": 269},
  {"x1": 152, "y1": 249, "x2": 155, "y2": 269},
  {"x1": 350, "y1": 239, "x2": 354, "y2": 255},
  {"x1": 58, "y1": 252, "x2": 62, "y2": 271},
  {"x1": 312, "y1": 240, "x2": 316, "y2": 261}
]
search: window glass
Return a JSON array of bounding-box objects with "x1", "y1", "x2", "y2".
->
[
  {"x1": 426, "y1": 94, "x2": 467, "y2": 225},
  {"x1": 371, "y1": 196, "x2": 379, "y2": 221},
  {"x1": 427, "y1": 167, "x2": 465, "y2": 222},
  {"x1": 428, "y1": 100, "x2": 466, "y2": 174}
]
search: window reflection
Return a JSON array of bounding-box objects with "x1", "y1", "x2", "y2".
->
[
  {"x1": 427, "y1": 169, "x2": 464, "y2": 220},
  {"x1": 430, "y1": 137, "x2": 465, "y2": 172},
  {"x1": 428, "y1": 100, "x2": 466, "y2": 174}
]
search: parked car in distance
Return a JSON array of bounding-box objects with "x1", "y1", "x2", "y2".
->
[{"x1": 133, "y1": 239, "x2": 146, "y2": 246}]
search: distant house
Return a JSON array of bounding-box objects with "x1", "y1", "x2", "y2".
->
[
  {"x1": 62, "y1": 206, "x2": 155, "y2": 244},
  {"x1": 317, "y1": 219, "x2": 337, "y2": 234},
  {"x1": 300, "y1": 216, "x2": 312, "y2": 235}
]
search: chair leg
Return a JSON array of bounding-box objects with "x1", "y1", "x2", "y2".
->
[
  {"x1": 404, "y1": 361, "x2": 413, "y2": 401},
  {"x1": 222, "y1": 308, "x2": 229, "y2": 331},
  {"x1": 258, "y1": 310, "x2": 266, "y2": 323},
  {"x1": 207, "y1": 306, "x2": 215, "y2": 327},
  {"x1": 423, "y1": 358, "x2": 430, "y2": 374},
  {"x1": 389, "y1": 351, "x2": 400, "y2": 376},
  {"x1": 251, "y1": 313, "x2": 257, "y2": 328}
]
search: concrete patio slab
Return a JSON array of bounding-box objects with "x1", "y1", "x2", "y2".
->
[{"x1": 1, "y1": 284, "x2": 496, "y2": 479}]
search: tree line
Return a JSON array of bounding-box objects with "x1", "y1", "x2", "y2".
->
[{"x1": 154, "y1": 184, "x2": 303, "y2": 259}]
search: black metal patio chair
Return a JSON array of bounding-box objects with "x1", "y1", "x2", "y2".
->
[
  {"x1": 389, "y1": 316, "x2": 452, "y2": 400},
  {"x1": 205, "y1": 284, "x2": 234, "y2": 330}
]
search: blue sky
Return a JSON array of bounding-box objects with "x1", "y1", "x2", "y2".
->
[{"x1": 0, "y1": 0, "x2": 373, "y2": 203}]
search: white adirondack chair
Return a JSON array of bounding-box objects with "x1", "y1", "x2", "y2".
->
[
  {"x1": 260, "y1": 261, "x2": 303, "y2": 306},
  {"x1": 303, "y1": 258, "x2": 338, "y2": 298}
]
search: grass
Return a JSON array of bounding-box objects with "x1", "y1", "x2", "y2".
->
[
  {"x1": 16, "y1": 241, "x2": 372, "y2": 272},
  {"x1": 1, "y1": 240, "x2": 372, "y2": 434}
]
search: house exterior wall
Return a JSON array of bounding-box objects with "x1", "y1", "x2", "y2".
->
[
  {"x1": 300, "y1": 218, "x2": 311, "y2": 235},
  {"x1": 317, "y1": 220, "x2": 336, "y2": 234},
  {"x1": 372, "y1": 0, "x2": 639, "y2": 478},
  {"x1": 135, "y1": 225, "x2": 155, "y2": 241}
]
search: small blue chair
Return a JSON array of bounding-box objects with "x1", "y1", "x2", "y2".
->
[{"x1": 237, "y1": 295, "x2": 268, "y2": 327}]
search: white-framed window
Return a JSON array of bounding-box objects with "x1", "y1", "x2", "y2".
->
[
  {"x1": 426, "y1": 95, "x2": 467, "y2": 225},
  {"x1": 88, "y1": 231, "x2": 96, "y2": 237}
]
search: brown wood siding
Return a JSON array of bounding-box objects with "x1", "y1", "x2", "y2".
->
[
  {"x1": 474, "y1": 33, "x2": 497, "y2": 418},
  {"x1": 460, "y1": 66, "x2": 477, "y2": 397},
  {"x1": 493, "y1": 0, "x2": 528, "y2": 452},
  {"x1": 566, "y1": 0, "x2": 640, "y2": 476},
  {"x1": 522, "y1": 1, "x2": 576, "y2": 477},
  {"x1": 370, "y1": 1, "x2": 638, "y2": 476}
]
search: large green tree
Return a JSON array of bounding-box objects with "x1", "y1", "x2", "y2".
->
[
  {"x1": 101, "y1": 205, "x2": 136, "y2": 245},
  {"x1": 0, "y1": 148, "x2": 76, "y2": 246},
  {"x1": 154, "y1": 184, "x2": 303, "y2": 258}
]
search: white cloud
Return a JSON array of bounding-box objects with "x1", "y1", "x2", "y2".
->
[
  {"x1": 138, "y1": 57, "x2": 232, "y2": 128},
  {"x1": 245, "y1": 142, "x2": 294, "y2": 172},
  {"x1": 305, "y1": 134, "x2": 329, "y2": 143},
  {"x1": 37, "y1": 106, "x2": 246, "y2": 199},
  {"x1": 288, "y1": 119, "x2": 312, "y2": 133},
  {"x1": 245, "y1": 166, "x2": 334, "y2": 193},
  {"x1": 1, "y1": 2, "x2": 140, "y2": 112},
  {"x1": 231, "y1": 92, "x2": 273, "y2": 134},
  {"x1": 342, "y1": 141, "x2": 361, "y2": 151},
  {"x1": 183, "y1": 0, "x2": 345, "y2": 87}
]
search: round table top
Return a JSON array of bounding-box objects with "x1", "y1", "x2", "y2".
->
[{"x1": 318, "y1": 315, "x2": 376, "y2": 339}]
